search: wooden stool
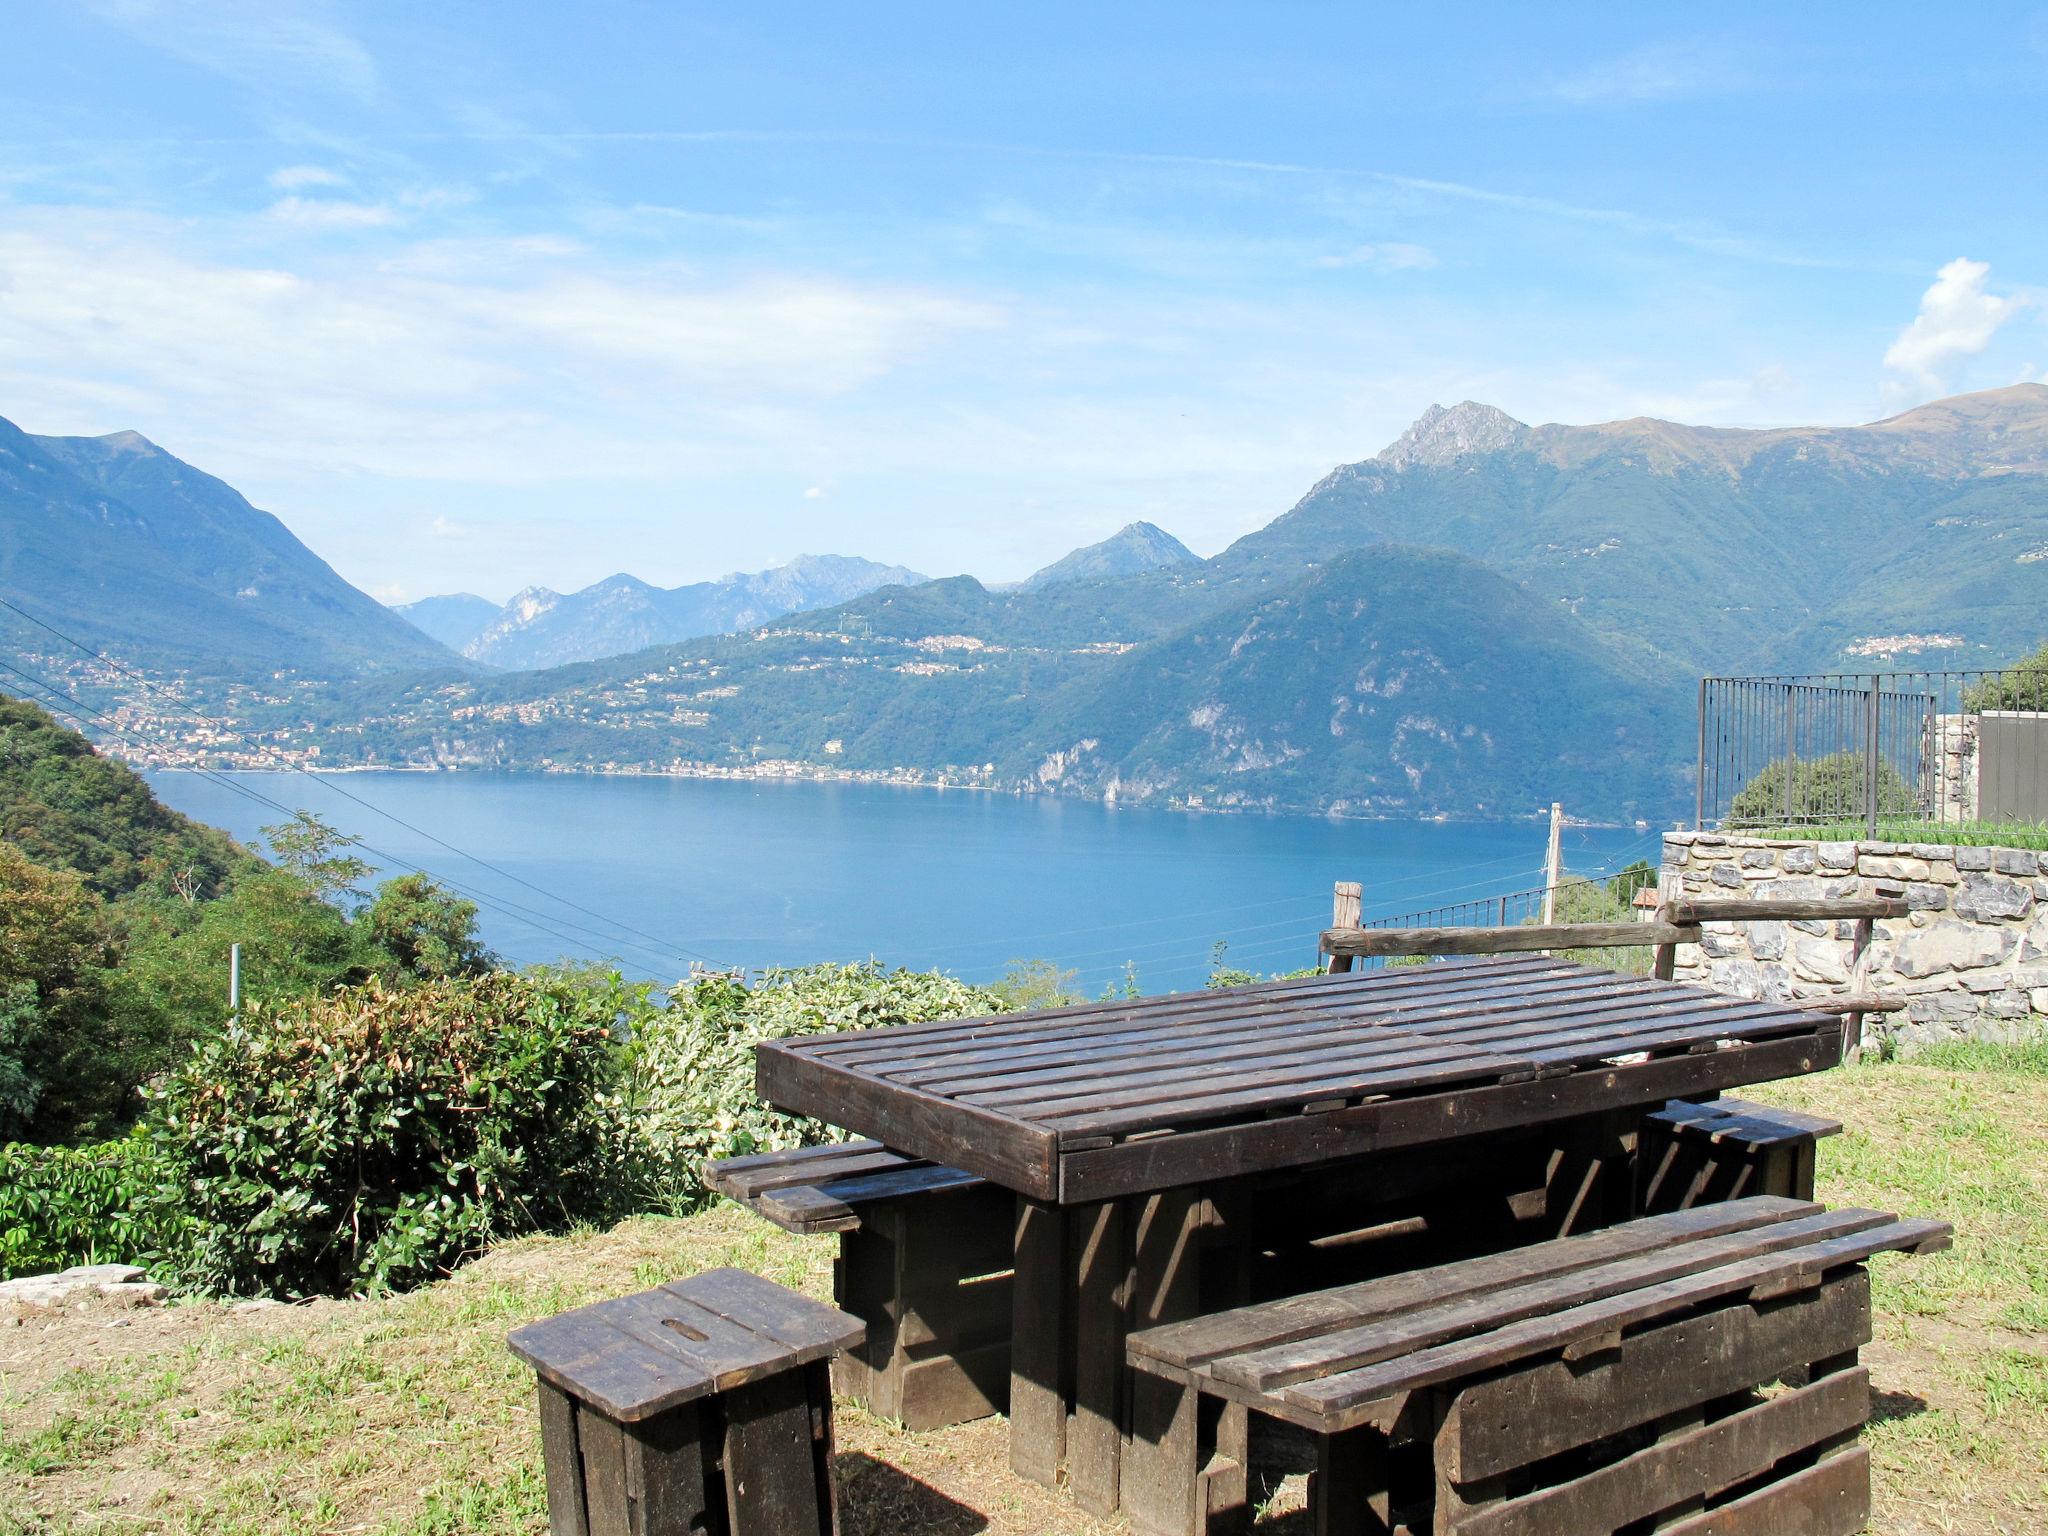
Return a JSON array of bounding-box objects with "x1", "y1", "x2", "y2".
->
[
  {"x1": 1638, "y1": 1097, "x2": 1843, "y2": 1212},
  {"x1": 704, "y1": 1141, "x2": 1015, "y2": 1429},
  {"x1": 509, "y1": 1267, "x2": 863, "y2": 1536}
]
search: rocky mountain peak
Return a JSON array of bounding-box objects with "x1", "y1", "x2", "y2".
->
[{"x1": 1377, "y1": 401, "x2": 1527, "y2": 470}]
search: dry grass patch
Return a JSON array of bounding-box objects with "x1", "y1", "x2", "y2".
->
[{"x1": 3, "y1": 1049, "x2": 2043, "y2": 1535}]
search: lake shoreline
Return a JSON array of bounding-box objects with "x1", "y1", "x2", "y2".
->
[{"x1": 140, "y1": 756, "x2": 1653, "y2": 830}]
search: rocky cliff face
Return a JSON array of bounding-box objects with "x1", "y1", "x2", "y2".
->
[{"x1": 1375, "y1": 401, "x2": 1530, "y2": 470}]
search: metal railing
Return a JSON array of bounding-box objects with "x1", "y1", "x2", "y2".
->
[
  {"x1": 1697, "y1": 667, "x2": 2048, "y2": 836},
  {"x1": 1363, "y1": 870, "x2": 1654, "y2": 933}
]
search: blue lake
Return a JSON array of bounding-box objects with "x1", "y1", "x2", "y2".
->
[{"x1": 147, "y1": 772, "x2": 1664, "y2": 995}]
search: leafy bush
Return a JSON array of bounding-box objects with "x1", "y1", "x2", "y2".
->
[
  {"x1": 149, "y1": 972, "x2": 628, "y2": 1298},
  {"x1": 1728, "y1": 750, "x2": 1917, "y2": 828},
  {"x1": 0, "y1": 1133, "x2": 185, "y2": 1281},
  {"x1": 1964, "y1": 642, "x2": 2048, "y2": 711},
  {"x1": 627, "y1": 962, "x2": 1003, "y2": 1209}
]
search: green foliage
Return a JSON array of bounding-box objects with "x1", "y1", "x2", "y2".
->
[
  {"x1": 1963, "y1": 642, "x2": 2048, "y2": 711},
  {"x1": 149, "y1": 972, "x2": 627, "y2": 1297},
  {"x1": 102, "y1": 867, "x2": 363, "y2": 1092},
  {"x1": 990, "y1": 958, "x2": 1084, "y2": 1010},
  {"x1": 0, "y1": 1133, "x2": 185, "y2": 1280},
  {"x1": 262, "y1": 810, "x2": 373, "y2": 906},
  {"x1": 1606, "y1": 859, "x2": 1657, "y2": 905},
  {"x1": 1791, "y1": 820, "x2": 2048, "y2": 850},
  {"x1": 1728, "y1": 750, "x2": 1918, "y2": 828},
  {"x1": 0, "y1": 694, "x2": 254, "y2": 901},
  {"x1": 0, "y1": 702, "x2": 502, "y2": 1148},
  {"x1": 1537, "y1": 868, "x2": 1655, "y2": 976},
  {"x1": 1206, "y1": 940, "x2": 1320, "y2": 989},
  {"x1": 0, "y1": 843, "x2": 122, "y2": 1142},
  {"x1": 626, "y1": 962, "x2": 1003, "y2": 1210},
  {"x1": 360, "y1": 873, "x2": 496, "y2": 982}
]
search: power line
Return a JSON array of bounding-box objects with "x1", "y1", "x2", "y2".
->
[
  {"x1": 0, "y1": 658, "x2": 681, "y2": 973},
  {"x1": 0, "y1": 596, "x2": 722, "y2": 969},
  {"x1": 0, "y1": 660, "x2": 635, "y2": 969}
]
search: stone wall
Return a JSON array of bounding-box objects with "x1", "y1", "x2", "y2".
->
[{"x1": 1661, "y1": 831, "x2": 2045, "y2": 1048}]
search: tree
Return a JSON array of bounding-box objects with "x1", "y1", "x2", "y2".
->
[
  {"x1": 359, "y1": 873, "x2": 495, "y2": 982},
  {"x1": 1727, "y1": 751, "x2": 1918, "y2": 828},
  {"x1": 262, "y1": 811, "x2": 373, "y2": 907},
  {"x1": 105, "y1": 869, "x2": 363, "y2": 1087},
  {"x1": 1965, "y1": 641, "x2": 2048, "y2": 712},
  {"x1": 0, "y1": 844, "x2": 119, "y2": 1141}
]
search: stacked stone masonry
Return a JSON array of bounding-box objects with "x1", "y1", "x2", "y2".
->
[{"x1": 1662, "y1": 832, "x2": 2047, "y2": 1049}]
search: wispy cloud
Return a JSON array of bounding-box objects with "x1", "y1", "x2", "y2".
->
[
  {"x1": 82, "y1": 0, "x2": 379, "y2": 103},
  {"x1": 268, "y1": 164, "x2": 348, "y2": 191},
  {"x1": 1884, "y1": 258, "x2": 2026, "y2": 385},
  {"x1": 0, "y1": 213, "x2": 1007, "y2": 486},
  {"x1": 1529, "y1": 36, "x2": 1759, "y2": 108},
  {"x1": 1311, "y1": 243, "x2": 1437, "y2": 273},
  {"x1": 264, "y1": 195, "x2": 398, "y2": 229}
]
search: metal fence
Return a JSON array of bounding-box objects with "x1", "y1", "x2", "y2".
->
[
  {"x1": 1697, "y1": 667, "x2": 2048, "y2": 834},
  {"x1": 1364, "y1": 861, "x2": 1659, "y2": 928},
  {"x1": 1356, "y1": 865, "x2": 1664, "y2": 975}
]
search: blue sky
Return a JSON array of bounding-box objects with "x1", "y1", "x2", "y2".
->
[{"x1": 5, "y1": 3, "x2": 2046, "y2": 603}]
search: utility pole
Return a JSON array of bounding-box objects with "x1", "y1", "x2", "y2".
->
[
  {"x1": 1540, "y1": 803, "x2": 1564, "y2": 925},
  {"x1": 229, "y1": 942, "x2": 241, "y2": 1017}
]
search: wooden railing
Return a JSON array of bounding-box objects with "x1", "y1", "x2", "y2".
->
[{"x1": 1320, "y1": 893, "x2": 1910, "y2": 1033}]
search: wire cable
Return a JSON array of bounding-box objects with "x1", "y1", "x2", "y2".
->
[
  {"x1": 0, "y1": 596, "x2": 723, "y2": 968},
  {"x1": 0, "y1": 659, "x2": 681, "y2": 972}
]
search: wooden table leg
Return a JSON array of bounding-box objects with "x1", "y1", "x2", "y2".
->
[
  {"x1": 1010, "y1": 1195, "x2": 1068, "y2": 1485},
  {"x1": 1071, "y1": 1199, "x2": 1130, "y2": 1515}
]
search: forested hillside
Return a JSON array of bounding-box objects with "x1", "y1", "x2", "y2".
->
[
  {"x1": 0, "y1": 695, "x2": 490, "y2": 1143},
  {"x1": 1225, "y1": 386, "x2": 2048, "y2": 672}
]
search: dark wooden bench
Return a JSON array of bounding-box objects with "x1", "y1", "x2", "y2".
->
[
  {"x1": 508, "y1": 1267, "x2": 863, "y2": 1536},
  {"x1": 1638, "y1": 1097, "x2": 1844, "y2": 1212},
  {"x1": 702, "y1": 1141, "x2": 1013, "y2": 1430},
  {"x1": 1123, "y1": 1196, "x2": 1949, "y2": 1536}
]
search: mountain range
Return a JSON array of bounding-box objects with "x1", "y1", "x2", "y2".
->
[
  {"x1": 1017, "y1": 521, "x2": 1198, "y2": 590},
  {"x1": 0, "y1": 416, "x2": 456, "y2": 679},
  {"x1": 7, "y1": 386, "x2": 2047, "y2": 819},
  {"x1": 395, "y1": 554, "x2": 929, "y2": 669},
  {"x1": 1224, "y1": 386, "x2": 2048, "y2": 671}
]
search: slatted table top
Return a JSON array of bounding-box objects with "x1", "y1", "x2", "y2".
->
[{"x1": 754, "y1": 957, "x2": 1843, "y2": 1204}]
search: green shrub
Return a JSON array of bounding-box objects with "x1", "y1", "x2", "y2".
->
[
  {"x1": 0, "y1": 1132, "x2": 185, "y2": 1281},
  {"x1": 148, "y1": 972, "x2": 627, "y2": 1298},
  {"x1": 1728, "y1": 751, "x2": 1917, "y2": 828},
  {"x1": 627, "y1": 962, "x2": 1003, "y2": 1209}
]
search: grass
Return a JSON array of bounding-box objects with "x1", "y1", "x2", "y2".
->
[
  {"x1": 4, "y1": 1051, "x2": 2045, "y2": 1535},
  {"x1": 1735, "y1": 819, "x2": 2048, "y2": 850}
]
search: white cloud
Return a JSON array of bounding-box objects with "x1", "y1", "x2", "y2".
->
[
  {"x1": 0, "y1": 214, "x2": 1007, "y2": 486},
  {"x1": 83, "y1": 0, "x2": 378, "y2": 102},
  {"x1": 268, "y1": 165, "x2": 347, "y2": 191},
  {"x1": 264, "y1": 196, "x2": 398, "y2": 229},
  {"x1": 803, "y1": 486, "x2": 825, "y2": 499},
  {"x1": 1883, "y1": 258, "x2": 2024, "y2": 384},
  {"x1": 1534, "y1": 37, "x2": 1755, "y2": 107},
  {"x1": 1312, "y1": 243, "x2": 1437, "y2": 273}
]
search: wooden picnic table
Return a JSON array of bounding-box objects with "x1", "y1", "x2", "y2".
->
[{"x1": 754, "y1": 955, "x2": 1844, "y2": 1515}]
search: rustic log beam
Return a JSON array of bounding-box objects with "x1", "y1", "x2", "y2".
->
[
  {"x1": 1319, "y1": 921, "x2": 1698, "y2": 959},
  {"x1": 1660, "y1": 897, "x2": 1909, "y2": 925},
  {"x1": 1788, "y1": 994, "x2": 1909, "y2": 1016}
]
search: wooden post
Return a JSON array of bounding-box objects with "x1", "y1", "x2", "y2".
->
[
  {"x1": 1327, "y1": 881, "x2": 1362, "y2": 974},
  {"x1": 1541, "y1": 803, "x2": 1563, "y2": 925},
  {"x1": 1843, "y1": 914, "x2": 1876, "y2": 1064}
]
